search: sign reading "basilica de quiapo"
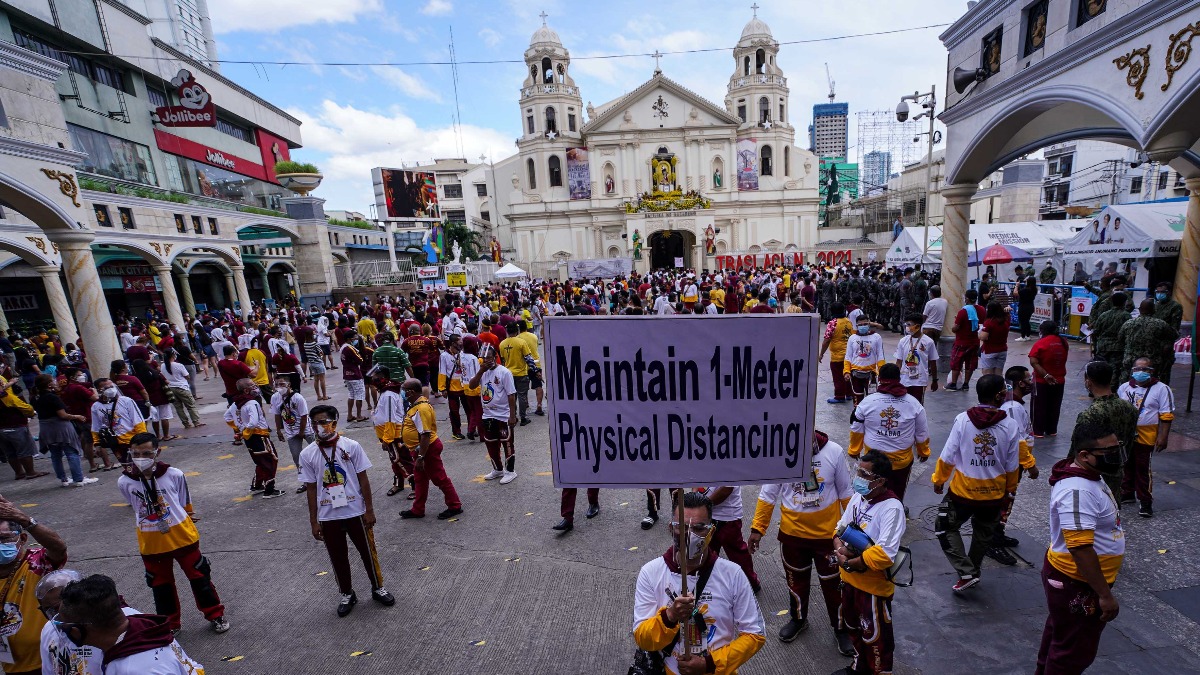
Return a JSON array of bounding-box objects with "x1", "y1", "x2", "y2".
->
[{"x1": 544, "y1": 314, "x2": 819, "y2": 488}]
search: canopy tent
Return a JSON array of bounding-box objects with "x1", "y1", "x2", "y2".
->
[
  {"x1": 1061, "y1": 203, "x2": 1184, "y2": 259},
  {"x1": 969, "y1": 243, "x2": 1034, "y2": 267},
  {"x1": 886, "y1": 226, "x2": 943, "y2": 265},
  {"x1": 494, "y1": 263, "x2": 528, "y2": 279},
  {"x1": 887, "y1": 222, "x2": 1074, "y2": 267}
]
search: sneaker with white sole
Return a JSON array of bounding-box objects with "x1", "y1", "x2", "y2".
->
[
  {"x1": 500, "y1": 471, "x2": 517, "y2": 485},
  {"x1": 483, "y1": 469, "x2": 504, "y2": 480},
  {"x1": 211, "y1": 617, "x2": 231, "y2": 633},
  {"x1": 74, "y1": 477, "x2": 99, "y2": 487},
  {"x1": 60, "y1": 480, "x2": 73, "y2": 488},
  {"x1": 952, "y1": 576, "x2": 980, "y2": 593}
]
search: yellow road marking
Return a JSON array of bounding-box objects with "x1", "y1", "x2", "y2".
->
[
  {"x1": 472, "y1": 640, "x2": 486, "y2": 647},
  {"x1": 279, "y1": 464, "x2": 295, "y2": 471},
  {"x1": 315, "y1": 571, "x2": 328, "y2": 576},
  {"x1": 19, "y1": 503, "x2": 36, "y2": 508},
  {"x1": 627, "y1": 546, "x2": 638, "y2": 551},
  {"x1": 184, "y1": 471, "x2": 201, "y2": 477},
  {"x1": 776, "y1": 610, "x2": 788, "y2": 616},
  {"x1": 217, "y1": 454, "x2": 234, "y2": 460},
  {"x1": 232, "y1": 495, "x2": 253, "y2": 503},
  {"x1": 534, "y1": 471, "x2": 552, "y2": 477},
  {"x1": 110, "y1": 503, "x2": 129, "y2": 507},
  {"x1": 221, "y1": 656, "x2": 245, "y2": 662}
]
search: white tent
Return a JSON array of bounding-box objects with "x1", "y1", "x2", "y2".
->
[
  {"x1": 887, "y1": 222, "x2": 1077, "y2": 267},
  {"x1": 1061, "y1": 201, "x2": 1186, "y2": 288},
  {"x1": 494, "y1": 263, "x2": 528, "y2": 279},
  {"x1": 886, "y1": 226, "x2": 943, "y2": 265}
]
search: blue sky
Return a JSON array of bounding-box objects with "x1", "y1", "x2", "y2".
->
[{"x1": 208, "y1": 0, "x2": 970, "y2": 213}]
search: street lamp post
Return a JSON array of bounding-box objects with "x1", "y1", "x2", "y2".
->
[{"x1": 896, "y1": 86, "x2": 940, "y2": 263}]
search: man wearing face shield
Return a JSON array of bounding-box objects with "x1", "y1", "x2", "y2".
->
[
  {"x1": 53, "y1": 574, "x2": 205, "y2": 674},
  {"x1": 0, "y1": 498, "x2": 66, "y2": 674},
  {"x1": 1116, "y1": 357, "x2": 1174, "y2": 518},
  {"x1": 1036, "y1": 422, "x2": 1125, "y2": 673},
  {"x1": 88, "y1": 378, "x2": 146, "y2": 465},
  {"x1": 117, "y1": 432, "x2": 228, "y2": 635},
  {"x1": 633, "y1": 491, "x2": 765, "y2": 675},
  {"x1": 38, "y1": 569, "x2": 140, "y2": 675}
]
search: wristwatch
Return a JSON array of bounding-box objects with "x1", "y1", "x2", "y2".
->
[{"x1": 25, "y1": 518, "x2": 38, "y2": 530}]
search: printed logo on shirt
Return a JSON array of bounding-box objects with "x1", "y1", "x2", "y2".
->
[
  {"x1": 972, "y1": 429, "x2": 997, "y2": 466},
  {"x1": 855, "y1": 340, "x2": 873, "y2": 359},
  {"x1": 879, "y1": 406, "x2": 901, "y2": 432},
  {"x1": 0, "y1": 602, "x2": 21, "y2": 637},
  {"x1": 47, "y1": 638, "x2": 89, "y2": 675},
  {"x1": 322, "y1": 462, "x2": 348, "y2": 488}
]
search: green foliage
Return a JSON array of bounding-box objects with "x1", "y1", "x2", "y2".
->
[
  {"x1": 78, "y1": 177, "x2": 108, "y2": 192},
  {"x1": 274, "y1": 161, "x2": 320, "y2": 175},
  {"x1": 327, "y1": 218, "x2": 377, "y2": 230},
  {"x1": 442, "y1": 220, "x2": 483, "y2": 260},
  {"x1": 238, "y1": 205, "x2": 291, "y2": 218}
]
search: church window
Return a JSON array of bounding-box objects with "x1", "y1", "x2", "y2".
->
[
  {"x1": 542, "y1": 58, "x2": 553, "y2": 83},
  {"x1": 527, "y1": 158, "x2": 537, "y2": 190},
  {"x1": 759, "y1": 97, "x2": 770, "y2": 123},
  {"x1": 737, "y1": 105, "x2": 746, "y2": 122},
  {"x1": 755, "y1": 49, "x2": 765, "y2": 73},
  {"x1": 526, "y1": 115, "x2": 535, "y2": 134},
  {"x1": 568, "y1": 114, "x2": 576, "y2": 131},
  {"x1": 743, "y1": 56, "x2": 750, "y2": 76},
  {"x1": 784, "y1": 146, "x2": 790, "y2": 176},
  {"x1": 548, "y1": 155, "x2": 563, "y2": 187},
  {"x1": 546, "y1": 106, "x2": 557, "y2": 132},
  {"x1": 761, "y1": 145, "x2": 773, "y2": 176},
  {"x1": 779, "y1": 101, "x2": 785, "y2": 123},
  {"x1": 530, "y1": 65, "x2": 537, "y2": 80}
]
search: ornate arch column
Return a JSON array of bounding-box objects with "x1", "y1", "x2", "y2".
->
[
  {"x1": 940, "y1": 184, "x2": 978, "y2": 315},
  {"x1": 44, "y1": 230, "x2": 120, "y2": 375},
  {"x1": 32, "y1": 265, "x2": 78, "y2": 347}
]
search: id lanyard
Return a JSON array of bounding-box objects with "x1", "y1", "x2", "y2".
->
[{"x1": 317, "y1": 442, "x2": 342, "y2": 486}]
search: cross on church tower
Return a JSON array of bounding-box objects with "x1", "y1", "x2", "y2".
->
[
  {"x1": 539, "y1": 10, "x2": 548, "y2": 25},
  {"x1": 652, "y1": 50, "x2": 662, "y2": 75},
  {"x1": 751, "y1": 3, "x2": 759, "y2": 17}
]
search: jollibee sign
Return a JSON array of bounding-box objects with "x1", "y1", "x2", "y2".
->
[{"x1": 153, "y1": 69, "x2": 216, "y2": 128}]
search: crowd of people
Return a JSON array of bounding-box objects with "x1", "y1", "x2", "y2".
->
[{"x1": 0, "y1": 257, "x2": 1184, "y2": 674}]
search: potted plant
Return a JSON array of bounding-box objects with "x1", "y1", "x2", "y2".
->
[{"x1": 274, "y1": 161, "x2": 322, "y2": 195}]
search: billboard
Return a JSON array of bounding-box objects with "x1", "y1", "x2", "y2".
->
[
  {"x1": 736, "y1": 138, "x2": 758, "y2": 191},
  {"x1": 374, "y1": 167, "x2": 440, "y2": 219},
  {"x1": 567, "y1": 147, "x2": 591, "y2": 200},
  {"x1": 545, "y1": 314, "x2": 819, "y2": 488}
]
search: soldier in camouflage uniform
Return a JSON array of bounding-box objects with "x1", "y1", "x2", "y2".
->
[
  {"x1": 1153, "y1": 281, "x2": 1183, "y2": 384},
  {"x1": 1086, "y1": 275, "x2": 1127, "y2": 329},
  {"x1": 1038, "y1": 260, "x2": 1057, "y2": 291},
  {"x1": 1116, "y1": 298, "x2": 1176, "y2": 382},
  {"x1": 1090, "y1": 292, "x2": 1130, "y2": 374},
  {"x1": 912, "y1": 268, "x2": 929, "y2": 309},
  {"x1": 1074, "y1": 360, "x2": 1139, "y2": 495}
]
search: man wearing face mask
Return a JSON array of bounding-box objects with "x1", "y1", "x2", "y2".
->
[
  {"x1": 843, "y1": 315, "x2": 885, "y2": 407},
  {"x1": 0, "y1": 497, "x2": 66, "y2": 674},
  {"x1": 633, "y1": 491, "x2": 765, "y2": 675},
  {"x1": 1153, "y1": 281, "x2": 1183, "y2": 384},
  {"x1": 271, "y1": 374, "x2": 312, "y2": 495},
  {"x1": 468, "y1": 345, "x2": 517, "y2": 486},
  {"x1": 37, "y1": 569, "x2": 140, "y2": 675},
  {"x1": 1073, "y1": 361, "x2": 1138, "y2": 495},
  {"x1": 893, "y1": 313, "x2": 938, "y2": 403},
  {"x1": 1036, "y1": 422, "x2": 1125, "y2": 674},
  {"x1": 398, "y1": 378, "x2": 463, "y2": 520},
  {"x1": 988, "y1": 366, "x2": 1041, "y2": 566},
  {"x1": 1116, "y1": 357, "x2": 1174, "y2": 518},
  {"x1": 117, "y1": 432, "x2": 229, "y2": 635},
  {"x1": 832, "y1": 450, "x2": 905, "y2": 675},
  {"x1": 299, "y1": 405, "x2": 393, "y2": 617},
  {"x1": 231, "y1": 378, "x2": 283, "y2": 499},
  {"x1": 369, "y1": 366, "x2": 414, "y2": 497},
  {"x1": 89, "y1": 379, "x2": 146, "y2": 465},
  {"x1": 931, "y1": 375, "x2": 1022, "y2": 593},
  {"x1": 53, "y1": 574, "x2": 205, "y2": 674},
  {"x1": 849, "y1": 364, "x2": 930, "y2": 503}
]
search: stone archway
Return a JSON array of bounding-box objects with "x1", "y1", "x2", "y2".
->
[
  {"x1": 170, "y1": 244, "x2": 252, "y2": 320},
  {"x1": 647, "y1": 229, "x2": 697, "y2": 269}
]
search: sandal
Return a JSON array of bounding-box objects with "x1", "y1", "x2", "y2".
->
[
  {"x1": 387, "y1": 484, "x2": 404, "y2": 496},
  {"x1": 27, "y1": 472, "x2": 49, "y2": 479}
]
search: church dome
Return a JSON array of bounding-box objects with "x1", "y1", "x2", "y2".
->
[
  {"x1": 530, "y1": 22, "x2": 562, "y2": 47},
  {"x1": 739, "y1": 16, "x2": 772, "y2": 42}
]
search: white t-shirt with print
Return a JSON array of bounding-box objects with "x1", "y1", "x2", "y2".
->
[
  {"x1": 103, "y1": 637, "x2": 205, "y2": 675},
  {"x1": 270, "y1": 390, "x2": 310, "y2": 439},
  {"x1": 40, "y1": 606, "x2": 139, "y2": 675},
  {"x1": 479, "y1": 364, "x2": 516, "y2": 421},
  {"x1": 702, "y1": 486, "x2": 743, "y2": 522},
  {"x1": 298, "y1": 436, "x2": 372, "y2": 522},
  {"x1": 893, "y1": 334, "x2": 938, "y2": 387}
]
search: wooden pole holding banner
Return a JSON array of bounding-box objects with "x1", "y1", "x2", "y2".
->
[
  {"x1": 974, "y1": 239, "x2": 980, "y2": 282},
  {"x1": 674, "y1": 488, "x2": 691, "y2": 656}
]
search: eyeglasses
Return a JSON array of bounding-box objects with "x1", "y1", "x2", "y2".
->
[
  {"x1": 668, "y1": 522, "x2": 714, "y2": 536},
  {"x1": 856, "y1": 469, "x2": 880, "y2": 480},
  {"x1": 313, "y1": 419, "x2": 337, "y2": 428}
]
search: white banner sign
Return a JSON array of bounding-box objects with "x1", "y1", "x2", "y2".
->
[
  {"x1": 417, "y1": 266, "x2": 440, "y2": 279},
  {"x1": 1033, "y1": 293, "x2": 1054, "y2": 323},
  {"x1": 1071, "y1": 296, "x2": 1093, "y2": 316}
]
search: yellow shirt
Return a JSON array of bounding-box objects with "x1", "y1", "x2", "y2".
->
[
  {"x1": 517, "y1": 331, "x2": 540, "y2": 367},
  {"x1": 400, "y1": 397, "x2": 438, "y2": 448},
  {"x1": 357, "y1": 317, "x2": 379, "y2": 339},
  {"x1": 244, "y1": 348, "x2": 269, "y2": 386},
  {"x1": 709, "y1": 288, "x2": 725, "y2": 309},
  {"x1": 148, "y1": 324, "x2": 162, "y2": 346},
  {"x1": 500, "y1": 336, "x2": 532, "y2": 377},
  {"x1": 3, "y1": 547, "x2": 61, "y2": 672}
]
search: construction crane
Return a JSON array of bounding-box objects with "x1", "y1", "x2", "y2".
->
[{"x1": 825, "y1": 63, "x2": 835, "y2": 102}]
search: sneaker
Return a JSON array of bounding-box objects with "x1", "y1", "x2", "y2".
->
[
  {"x1": 437, "y1": 507, "x2": 463, "y2": 520},
  {"x1": 534, "y1": 408, "x2": 544, "y2": 416},
  {"x1": 944, "y1": 383, "x2": 958, "y2": 391},
  {"x1": 296, "y1": 485, "x2": 307, "y2": 494},
  {"x1": 483, "y1": 469, "x2": 505, "y2": 480},
  {"x1": 32, "y1": 453, "x2": 44, "y2": 460},
  {"x1": 778, "y1": 618, "x2": 807, "y2": 642},
  {"x1": 451, "y1": 433, "x2": 466, "y2": 441},
  {"x1": 337, "y1": 592, "x2": 357, "y2": 618},
  {"x1": 1120, "y1": 494, "x2": 1136, "y2": 505},
  {"x1": 952, "y1": 576, "x2": 980, "y2": 593},
  {"x1": 834, "y1": 629, "x2": 855, "y2": 656},
  {"x1": 585, "y1": 504, "x2": 600, "y2": 519},
  {"x1": 467, "y1": 432, "x2": 476, "y2": 441},
  {"x1": 75, "y1": 477, "x2": 99, "y2": 487},
  {"x1": 211, "y1": 617, "x2": 231, "y2": 633},
  {"x1": 500, "y1": 471, "x2": 517, "y2": 485},
  {"x1": 520, "y1": 418, "x2": 531, "y2": 426},
  {"x1": 986, "y1": 546, "x2": 1018, "y2": 566},
  {"x1": 250, "y1": 484, "x2": 265, "y2": 493},
  {"x1": 551, "y1": 518, "x2": 573, "y2": 532},
  {"x1": 400, "y1": 509, "x2": 424, "y2": 519},
  {"x1": 826, "y1": 397, "x2": 847, "y2": 404},
  {"x1": 994, "y1": 533, "x2": 1020, "y2": 547},
  {"x1": 641, "y1": 513, "x2": 658, "y2": 530},
  {"x1": 260, "y1": 488, "x2": 285, "y2": 499},
  {"x1": 371, "y1": 588, "x2": 396, "y2": 606},
  {"x1": 60, "y1": 480, "x2": 73, "y2": 488},
  {"x1": 1139, "y1": 503, "x2": 1153, "y2": 518}
]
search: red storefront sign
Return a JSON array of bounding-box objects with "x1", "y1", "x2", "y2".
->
[
  {"x1": 123, "y1": 276, "x2": 158, "y2": 294},
  {"x1": 255, "y1": 129, "x2": 291, "y2": 183},
  {"x1": 715, "y1": 252, "x2": 805, "y2": 271},
  {"x1": 153, "y1": 129, "x2": 268, "y2": 181},
  {"x1": 153, "y1": 69, "x2": 216, "y2": 127}
]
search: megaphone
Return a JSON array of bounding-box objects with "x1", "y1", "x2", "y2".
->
[{"x1": 953, "y1": 67, "x2": 987, "y2": 94}]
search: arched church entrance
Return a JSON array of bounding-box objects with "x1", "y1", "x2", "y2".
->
[{"x1": 648, "y1": 229, "x2": 696, "y2": 270}]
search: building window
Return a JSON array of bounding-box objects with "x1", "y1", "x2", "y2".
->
[
  {"x1": 526, "y1": 115, "x2": 535, "y2": 134},
  {"x1": 980, "y1": 26, "x2": 1003, "y2": 79},
  {"x1": 118, "y1": 207, "x2": 135, "y2": 229},
  {"x1": 208, "y1": 217, "x2": 219, "y2": 235},
  {"x1": 548, "y1": 155, "x2": 563, "y2": 187},
  {"x1": 759, "y1": 97, "x2": 770, "y2": 124},
  {"x1": 755, "y1": 49, "x2": 765, "y2": 73},
  {"x1": 175, "y1": 214, "x2": 187, "y2": 233},
  {"x1": 541, "y1": 57, "x2": 553, "y2": 83},
  {"x1": 481, "y1": 210, "x2": 490, "y2": 222},
  {"x1": 761, "y1": 145, "x2": 773, "y2": 176},
  {"x1": 779, "y1": 102, "x2": 785, "y2": 124},
  {"x1": 1023, "y1": 0, "x2": 1049, "y2": 56},
  {"x1": 527, "y1": 158, "x2": 537, "y2": 190},
  {"x1": 568, "y1": 114, "x2": 576, "y2": 132},
  {"x1": 743, "y1": 56, "x2": 750, "y2": 76},
  {"x1": 475, "y1": 183, "x2": 488, "y2": 197},
  {"x1": 1059, "y1": 156, "x2": 1073, "y2": 177},
  {"x1": 216, "y1": 118, "x2": 251, "y2": 143},
  {"x1": 192, "y1": 215, "x2": 203, "y2": 233},
  {"x1": 1158, "y1": 171, "x2": 1170, "y2": 191},
  {"x1": 1076, "y1": 0, "x2": 1106, "y2": 27},
  {"x1": 545, "y1": 106, "x2": 557, "y2": 132},
  {"x1": 91, "y1": 63, "x2": 128, "y2": 93},
  {"x1": 94, "y1": 204, "x2": 112, "y2": 227},
  {"x1": 784, "y1": 146, "x2": 790, "y2": 176},
  {"x1": 1129, "y1": 176, "x2": 1143, "y2": 194},
  {"x1": 737, "y1": 105, "x2": 746, "y2": 122},
  {"x1": 147, "y1": 87, "x2": 167, "y2": 108},
  {"x1": 443, "y1": 183, "x2": 463, "y2": 199}
]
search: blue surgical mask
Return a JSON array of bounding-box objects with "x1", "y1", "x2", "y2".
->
[
  {"x1": 852, "y1": 476, "x2": 873, "y2": 496},
  {"x1": 1132, "y1": 371, "x2": 1152, "y2": 384},
  {"x1": 1156, "y1": 293, "x2": 1168, "y2": 302},
  {"x1": 0, "y1": 542, "x2": 19, "y2": 565},
  {"x1": 857, "y1": 326, "x2": 870, "y2": 335}
]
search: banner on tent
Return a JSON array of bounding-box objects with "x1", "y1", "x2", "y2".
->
[{"x1": 544, "y1": 315, "x2": 819, "y2": 488}]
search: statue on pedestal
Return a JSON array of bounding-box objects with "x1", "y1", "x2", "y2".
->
[{"x1": 632, "y1": 229, "x2": 642, "y2": 260}]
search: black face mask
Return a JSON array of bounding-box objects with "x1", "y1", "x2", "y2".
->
[{"x1": 1084, "y1": 450, "x2": 1122, "y2": 477}]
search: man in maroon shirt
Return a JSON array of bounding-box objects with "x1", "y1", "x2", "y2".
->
[
  {"x1": 61, "y1": 366, "x2": 114, "y2": 471},
  {"x1": 294, "y1": 318, "x2": 315, "y2": 379},
  {"x1": 109, "y1": 360, "x2": 149, "y2": 418},
  {"x1": 947, "y1": 288, "x2": 986, "y2": 391},
  {"x1": 799, "y1": 275, "x2": 816, "y2": 312},
  {"x1": 217, "y1": 344, "x2": 253, "y2": 400},
  {"x1": 125, "y1": 335, "x2": 152, "y2": 363}
]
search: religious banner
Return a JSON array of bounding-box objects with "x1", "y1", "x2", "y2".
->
[
  {"x1": 736, "y1": 138, "x2": 759, "y2": 191},
  {"x1": 567, "y1": 147, "x2": 591, "y2": 200},
  {"x1": 544, "y1": 314, "x2": 820, "y2": 488},
  {"x1": 567, "y1": 258, "x2": 633, "y2": 278}
]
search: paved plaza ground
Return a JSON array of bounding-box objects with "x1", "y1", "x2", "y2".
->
[{"x1": 7, "y1": 332, "x2": 1200, "y2": 674}]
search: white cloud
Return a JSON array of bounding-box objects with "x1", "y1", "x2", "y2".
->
[
  {"x1": 479, "y1": 27, "x2": 503, "y2": 48},
  {"x1": 287, "y1": 101, "x2": 515, "y2": 212},
  {"x1": 420, "y1": 0, "x2": 453, "y2": 16},
  {"x1": 369, "y1": 66, "x2": 442, "y2": 102},
  {"x1": 207, "y1": 0, "x2": 383, "y2": 33}
]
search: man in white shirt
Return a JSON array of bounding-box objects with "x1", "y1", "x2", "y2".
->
[
  {"x1": 849, "y1": 364, "x2": 931, "y2": 503},
  {"x1": 38, "y1": 569, "x2": 140, "y2": 675},
  {"x1": 1116, "y1": 357, "x2": 1175, "y2": 518},
  {"x1": 468, "y1": 345, "x2": 518, "y2": 484},
  {"x1": 921, "y1": 285, "x2": 950, "y2": 342},
  {"x1": 893, "y1": 312, "x2": 939, "y2": 403},
  {"x1": 271, "y1": 374, "x2": 312, "y2": 494}
]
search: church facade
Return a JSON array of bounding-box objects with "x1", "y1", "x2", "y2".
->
[{"x1": 490, "y1": 13, "x2": 822, "y2": 273}]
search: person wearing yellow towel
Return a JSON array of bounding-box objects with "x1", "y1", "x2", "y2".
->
[
  {"x1": 848, "y1": 363, "x2": 930, "y2": 503},
  {"x1": 1116, "y1": 356, "x2": 1174, "y2": 518},
  {"x1": 931, "y1": 374, "x2": 1021, "y2": 593},
  {"x1": 748, "y1": 430, "x2": 854, "y2": 654},
  {"x1": 438, "y1": 336, "x2": 480, "y2": 441}
]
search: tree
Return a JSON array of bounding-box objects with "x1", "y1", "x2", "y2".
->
[{"x1": 442, "y1": 220, "x2": 485, "y2": 261}]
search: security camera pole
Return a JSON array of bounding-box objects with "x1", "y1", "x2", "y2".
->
[{"x1": 897, "y1": 86, "x2": 939, "y2": 262}]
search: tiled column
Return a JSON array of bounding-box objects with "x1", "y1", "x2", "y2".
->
[
  {"x1": 152, "y1": 264, "x2": 185, "y2": 331},
  {"x1": 940, "y1": 184, "x2": 978, "y2": 315},
  {"x1": 33, "y1": 265, "x2": 79, "y2": 347},
  {"x1": 1172, "y1": 177, "x2": 1200, "y2": 321},
  {"x1": 230, "y1": 265, "x2": 252, "y2": 320},
  {"x1": 46, "y1": 230, "x2": 120, "y2": 375},
  {"x1": 175, "y1": 270, "x2": 196, "y2": 317}
]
